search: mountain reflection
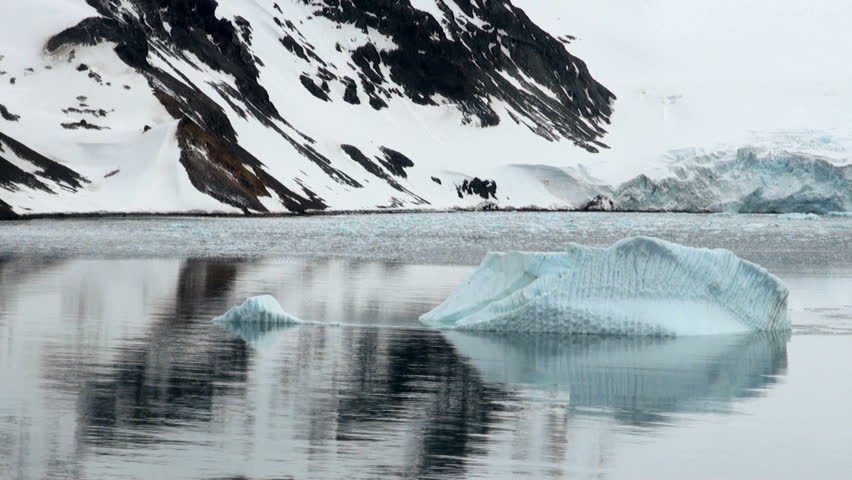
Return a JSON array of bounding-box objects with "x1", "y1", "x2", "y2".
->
[
  {"x1": 77, "y1": 258, "x2": 252, "y2": 446},
  {"x1": 1, "y1": 257, "x2": 792, "y2": 479}
]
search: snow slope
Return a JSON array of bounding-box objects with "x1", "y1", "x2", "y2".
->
[
  {"x1": 420, "y1": 237, "x2": 790, "y2": 336},
  {"x1": 0, "y1": 0, "x2": 614, "y2": 216},
  {"x1": 512, "y1": 0, "x2": 852, "y2": 180},
  {"x1": 1, "y1": 0, "x2": 850, "y2": 215}
]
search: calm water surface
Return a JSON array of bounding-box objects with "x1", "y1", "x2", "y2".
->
[{"x1": 1, "y1": 213, "x2": 850, "y2": 479}]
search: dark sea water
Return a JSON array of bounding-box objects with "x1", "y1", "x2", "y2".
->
[{"x1": 1, "y1": 213, "x2": 850, "y2": 479}]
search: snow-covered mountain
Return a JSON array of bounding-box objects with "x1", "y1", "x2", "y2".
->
[
  {"x1": 0, "y1": 0, "x2": 614, "y2": 217},
  {"x1": 1, "y1": 0, "x2": 850, "y2": 217}
]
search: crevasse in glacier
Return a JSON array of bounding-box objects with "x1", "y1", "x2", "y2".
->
[
  {"x1": 419, "y1": 237, "x2": 790, "y2": 336},
  {"x1": 212, "y1": 295, "x2": 304, "y2": 328}
]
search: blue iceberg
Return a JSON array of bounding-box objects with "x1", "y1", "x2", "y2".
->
[
  {"x1": 419, "y1": 237, "x2": 790, "y2": 336},
  {"x1": 213, "y1": 295, "x2": 303, "y2": 328}
]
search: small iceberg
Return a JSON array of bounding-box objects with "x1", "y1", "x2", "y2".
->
[
  {"x1": 213, "y1": 295, "x2": 304, "y2": 328},
  {"x1": 419, "y1": 237, "x2": 790, "y2": 336},
  {"x1": 212, "y1": 295, "x2": 307, "y2": 345}
]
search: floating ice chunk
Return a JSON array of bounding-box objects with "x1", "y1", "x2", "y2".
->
[
  {"x1": 419, "y1": 237, "x2": 790, "y2": 336},
  {"x1": 826, "y1": 211, "x2": 852, "y2": 217},
  {"x1": 213, "y1": 295, "x2": 303, "y2": 327},
  {"x1": 777, "y1": 213, "x2": 821, "y2": 220}
]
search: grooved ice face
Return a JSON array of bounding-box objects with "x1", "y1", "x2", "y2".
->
[{"x1": 420, "y1": 236, "x2": 790, "y2": 336}]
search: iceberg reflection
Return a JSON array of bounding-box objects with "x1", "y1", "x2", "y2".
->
[
  {"x1": 213, "y1": 317, "x2": 302, "y2": 346},
  {"x1": 444, "y1": 330, "x2": 789, "y2": 423}
]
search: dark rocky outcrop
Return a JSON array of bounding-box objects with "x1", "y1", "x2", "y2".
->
[
  {"x1": 61, "y1": 119, "x2": 109, "y2": 130},
  {"x1": 457, "y1": 177, "x2": 497, "y2": 200},
  {"x1": 62, "y1": 107, "x2": 109, "y2": 117},
  {"x1": 300, "y1": 74, "x2": 330, "y2": 102},
  {"x1": 341, "y1": 144, "x2": 400, "y2": 188},
  {"x1": 0, "y1": 104, "x2": 20, "y2": 121},
  {"x1": 341, "y1": 144, "x2": 429, "y2": 204},
  {"x1": 342, "y1": 77, "x2": 361, "y2": 104},
  {"x1": 0, "y1": 132, "x2": 88, "y2": 193},
  {"x1": 173, "y1": 114, "x2": 326, "y2": 214},
  {"x1": 377, "y1": 147, "x2": 414, "y2": 178},
  {"x1": 280, "y1": 34, "x2": 308, "y2": 62},
  {"x1": 0, "y1": 198, "x2": 17, "y2": 219},
  {"x1": 0, "y1": 156, "x2": 53, "y2": 193},
  {"x1": 582, "y1": 194, "x2": 614, "y2": 211},
  {"x1": 318, "y1": 0, "x2": 614, "y2": 151}
]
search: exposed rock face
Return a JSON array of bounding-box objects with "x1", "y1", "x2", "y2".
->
[
  {"x1": 0, "y1": 132, "x2": 89, "y2": 194},
  {"x1": 340, "y1": 144, "x2": 429, "y2": 204},
  {"x1": 457, "y1": 177, "x2": 497, "y2": 200},
  {"x1": 0, "y1": 104, "x2": 19, "y2": 121},
  {"x1": 0, "y1": 198, "x2": 17, "y2": 219},
  {"x1": 317, "y1": 0, "x2": 614, "y2": 149},
  {"x1": 174, "y1": 118, "x2": 327, "y2": 214},
  {"x1": 377, "y1": 147, "x2": 414, "y2": 178},
  {"x1": 582, "y1": 194, "x2": 614, "y2": 211}
]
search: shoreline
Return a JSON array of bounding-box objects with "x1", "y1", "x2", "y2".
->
[{"x1": 0, "y1": 207, "x2": 733, "y2": 221}]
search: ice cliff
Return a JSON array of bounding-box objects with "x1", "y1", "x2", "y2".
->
[
  {"x1": 614, "y1": 147, "x2": 852, "y2": 214},
  {"x1": 419, "y1": 237, "x2": 790, "y2": 336}
]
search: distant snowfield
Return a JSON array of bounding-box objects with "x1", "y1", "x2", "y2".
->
[
  {"x1": 0, "y1": 0, "x2": 850, "y2": 215},
  {"x1": 513, "y1": 0, "x2": 852, "y2": 181}
]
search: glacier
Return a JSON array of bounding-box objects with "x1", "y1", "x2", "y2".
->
[
  {"x1": 419, "y1": 237, "x2": 790, "y2": 336},
  {"x1": 613, "y1": 147, "x2": 852, "y2": 214}
]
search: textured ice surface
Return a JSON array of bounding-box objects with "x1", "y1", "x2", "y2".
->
[
  {"x1": 212, "y1": 295, "x2": 303, "y2": 328},
  {"x1": 614, "y1": 148, "x2": 852, "y2": 214},
  {"x1": 420, "y1": 237, "x2": 790, "y2": 336}
]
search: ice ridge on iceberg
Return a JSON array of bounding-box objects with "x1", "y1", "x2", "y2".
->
[
  {"x1": 212, "y1": 295, "x2": 304, "y2": 328},
  {"x1": 419, "y1": 237, "x2": 790, "y2": 336}
]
